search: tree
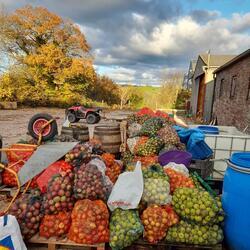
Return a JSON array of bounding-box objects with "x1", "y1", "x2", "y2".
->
[
  {"x1": 0, "y1": 5, "x2": 90, "y2": 61},
  {"x1": 87, "y1": 75, "x2": 120, "y2": 105},
  {"x1": 158, "y1": 71, "x2": 184, "y2": 108},
  {"x1": 0, "y1": 5, "x2": 96, "y2": 106},
  {"x1": 119, "y1": 86, "x2": 133, "y2": 109}
]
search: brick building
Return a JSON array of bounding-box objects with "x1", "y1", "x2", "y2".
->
[
  {"x1": 190, "y1": 53, "x2": 235, "y2": 122},
  {"x1": 213, "y1": 49, "x2": 250, "y2": 132}
]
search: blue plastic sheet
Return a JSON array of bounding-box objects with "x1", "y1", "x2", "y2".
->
[{"x1": 173, "y1": 126, "x2": 213, "y2": 160}]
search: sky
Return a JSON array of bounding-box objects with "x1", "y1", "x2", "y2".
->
[{"x1": 0, "y1": 0, "x2": 250, "y2": 85}]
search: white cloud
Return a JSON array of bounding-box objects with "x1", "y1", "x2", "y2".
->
[
  {"x1": 128, "y1": 14, "x2": 250, "y2": 58},
  {"x1": 231, "y1": 12, "x2": 250, "y2": 32},
  {"x1": 103, "y1": 67, "x2": 136, "y2": 83}
]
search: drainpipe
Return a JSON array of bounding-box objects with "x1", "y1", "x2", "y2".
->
[
  {"x1": 207, "y1": 50, "x2": 211, "y2": 70},
  {"x1": 211, "y1": 73, "x2": 216, "y2": 122}
]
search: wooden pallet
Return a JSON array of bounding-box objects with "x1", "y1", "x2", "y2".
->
[
  {"x1": 127, "y1": 239, "x2": 223, "y2": 250},
  {"x1": 28, "y1": 234, "x2": 105, "y2": 250}
]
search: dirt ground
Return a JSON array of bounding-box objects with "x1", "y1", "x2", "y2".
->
[{"x1": 0, "y1": 108, "x2": 133, "y2": 146}]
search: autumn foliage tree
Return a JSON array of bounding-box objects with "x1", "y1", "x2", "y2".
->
[
  {"x1": 0, "y1": 5, "x2": 98, "y2": 106},
  {"x1": 86, "y1": 75, "x2": 120, "y2": 105}
]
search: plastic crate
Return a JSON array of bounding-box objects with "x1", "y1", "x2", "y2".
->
[
  {"x1": 188, "y1": 158, "x2": 214, "y2": 179},
  {"x1": 189, "y1": 141, "x2": 213, "y2": 160},
  {"x1": 197, "y1": 126, "x2": 219, "y2": 135}
]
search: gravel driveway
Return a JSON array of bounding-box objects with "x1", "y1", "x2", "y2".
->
[{"x1": 0, "y1": 108, "x2": 133, "y2": 146}]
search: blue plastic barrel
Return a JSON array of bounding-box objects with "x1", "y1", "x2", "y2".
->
[
  {"x1": 222, "y1": 153, "x2": 250, "y2": 250},
  {"x1": 197, "y1": 125, "x2": 219, "y2": 135}
]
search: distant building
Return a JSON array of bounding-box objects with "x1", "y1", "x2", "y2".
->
[
  {"x1": 190, "y1": 53, "x2": 235, "y2": 121},
  {"x1": 213, "y1": 49, "x2": 250, "y2": 132},
  {"x1": 183, "y1": 60, "x2": 197, "y2": 90}
]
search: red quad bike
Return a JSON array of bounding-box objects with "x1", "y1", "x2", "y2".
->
[{"x1": 65, "y1": 105, "x2": 102, "y2": 124}]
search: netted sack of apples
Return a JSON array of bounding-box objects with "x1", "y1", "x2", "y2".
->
[
  {"x1": 65, "y1": 144, "x2": 91, "y2": 167},
  {"x1": 43, "y1": 171, "x2": 75, "y2": 214},
  {"x1": 110, "y1": 209, "x2": 144, "y2": 249},
  {"x1": 2, "y1": 161, "x2": 24, "y2": 187},
  {"x1": 102, "y1": 153, "x2": 122, "y2": 184},
  {"x1": 39, "y1": 212, "x2": 71, "y2": 238},
  {"x1": 142, "y1": 164, "x2": 171, "y2": 205},
  {"x1": 6, "y1": 144, "x2": 36, "y2": 162},
  {"x1": 141, "y1": 205, "x2": 170, "y2": 243},
  {"x1": 73, "y1": 158, "x2": 112, "y2": 201},
  {"x1": 2, "y1": 160, "x2": 38, "y2": 188},
  {"x1": 9, "y1": 190, "x2": 43, "y2": 239},
  {"x1": 68, "y1": 199, "x2": 109, "y2": 244},
  {"x1": 164, "y1": 168, "x2": 195, "y2": 193}
]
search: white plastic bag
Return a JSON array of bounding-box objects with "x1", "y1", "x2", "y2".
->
[
  {"x1": 127, "y1": 137, "x2": 140, "y2": 154},
  {"x1": 108, "y1": 161, "x2": 143, "y2": 211},
  {"x1": 0, "y1": 215, "x2": 27, "y2": 250},
  {"x1": 164, "y1": 162, "x2": 189, "y2": 177}
]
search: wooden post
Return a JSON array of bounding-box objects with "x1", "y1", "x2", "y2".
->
[{"x1": 48, "y1": 243, "x2": 56, "y2": 250}]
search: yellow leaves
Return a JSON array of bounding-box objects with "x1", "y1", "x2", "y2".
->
[
  {"x1": 2, "y1": 5, "x2": 90, "y2": 59},
  {"x1": 0, "y1": 5, "x2": 97, "y2": 107},
  {"x1": 11, "y1": 5, "x2": 62, "y2": 35}
]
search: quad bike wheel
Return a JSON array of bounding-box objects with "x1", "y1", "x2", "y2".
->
[
  {"x1": 67, "y1": 112, "x2": 80, "y2": 123},
  {"x1": 86, "y1": 113, "x2": 99, "y2": 124},
  {"x1": 28, "y1": 113, "x2": 58, "y2": 141}
]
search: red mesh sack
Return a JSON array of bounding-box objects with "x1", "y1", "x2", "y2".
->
[
  {"x1": 39, "y1": 212, "x2": 71, "y2": 238},
  {"x1": 133, "y1": 136, "x2": 148, "y2": 155},
  {"x1": 141, "y1": 205, "x2": 169, "y2": 243},
  {"x1": 105, "y1": 161, "x2": 121, "y2": 184},
  {"x1": 136, "y1": 107, "x2": 155, "y2": 117},
  {"x1": 37, "y1": 160, "x2": 72, "y2": 193},
  {"x1": 102, "y1": 153, "x2": 121, "y2": 184},
  {"x1": 68, "y1": 199, "x2": 109, "y2": 244},
  {"x1": 2, "y1": 161, "x2": 24, "y2": 187},
  {"x1": 6, "y1": 144, "x2": 36, "y2": 163},
  {"x1": 133, "y1": 155, "x2": 158, "y2": 167},
  {"x1": 162, "y1": 204, "x2": 179, "y2": 227},
  {"x1": 164, "y1": 168, "x2": 195, "y2": 193}
]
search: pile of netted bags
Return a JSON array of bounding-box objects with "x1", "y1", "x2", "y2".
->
[
  {"x1": 162, "y1": 163, "x2": 224, "y2": 246},
  {"x1": 124, "y1": 107, "x2": 185, "y2": 171},
  {"x1": 166, "y1": 187, "x2": 224, "y2": 245}
]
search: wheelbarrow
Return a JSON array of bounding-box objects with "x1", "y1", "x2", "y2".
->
[{"x1": 0, "y1": 113, "x2": 78, "y2": 214}]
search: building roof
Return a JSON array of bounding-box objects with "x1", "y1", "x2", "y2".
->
[
  {"x1": 199, "y1": 54, "x2": 235, "y2": 67},
  {"x1": 190, "y1": 60, "x2": 197, "y2": 71},
  {"x1": 214, "y1": 49, "x2": 250, "y2": 74}
]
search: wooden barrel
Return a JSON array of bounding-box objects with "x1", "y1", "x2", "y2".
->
[
  {"x1": 74, "y1": 127, "x2": 89, "y2": 142},
  {"x1": 93, "y1": 125, "x2": 121, "y2": 153},
  {"x1": 60, "y1": 127, "x2": 74, "y2": 138}
]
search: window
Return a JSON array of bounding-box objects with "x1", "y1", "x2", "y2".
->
[
  {"x1": 230, "y1": 75, "x2": 237, "y2": 98},
  {"x1": 247, "y1": 77, "x2": 250, "y2": 101},
  {"x1": 219, "y1": 78, "x2": 224, "y2": 97}
]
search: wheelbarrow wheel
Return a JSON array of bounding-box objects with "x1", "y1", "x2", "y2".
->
[{"x1": 28, "y1": 113, "x2": 58, "y2": 141}]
